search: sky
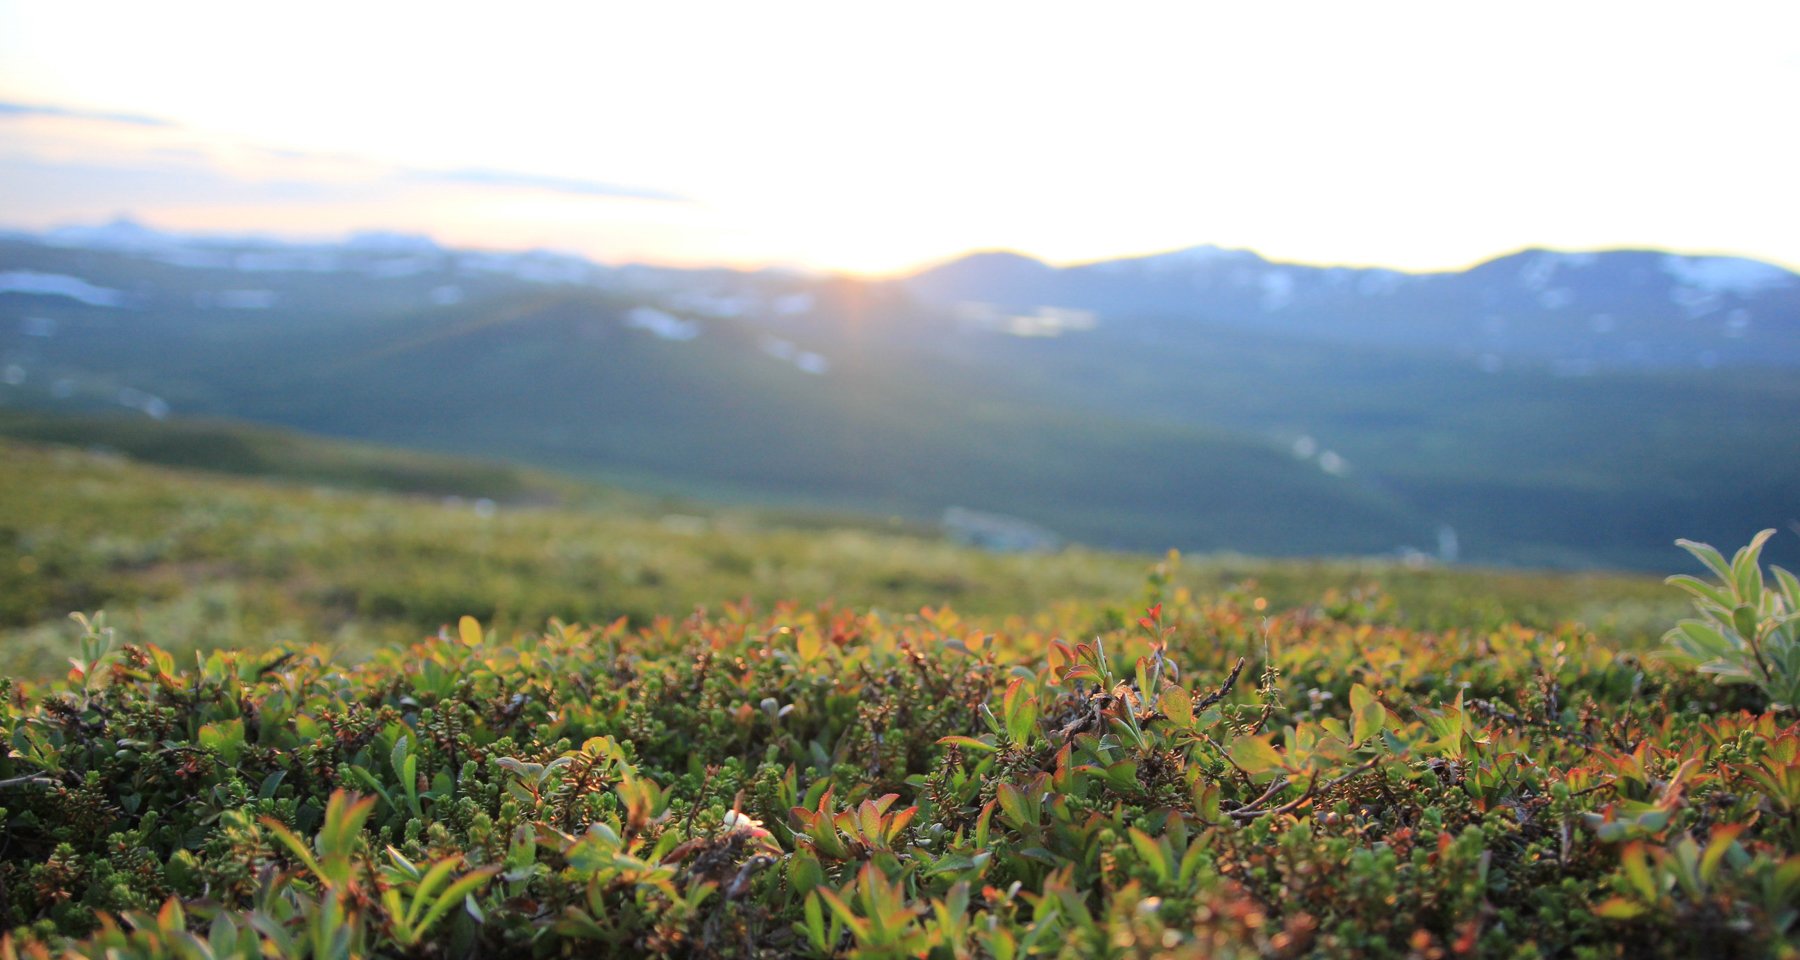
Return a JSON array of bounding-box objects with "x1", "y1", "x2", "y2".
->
[{"x1": 1, "y1": 0, "x2": 1796, "y2": 275}]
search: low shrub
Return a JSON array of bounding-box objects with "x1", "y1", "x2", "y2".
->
[{"x1": 1, "y1": 567, "x2": 1795, "y2": 957}]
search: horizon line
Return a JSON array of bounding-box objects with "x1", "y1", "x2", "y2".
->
[{"x1": 7, "y1": 215, "x2": 1798, "y2": 281}]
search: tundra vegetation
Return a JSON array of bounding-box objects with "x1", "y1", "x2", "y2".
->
[{"x1": 0, "y1": 433, "x2": 1795, "y2": 958}]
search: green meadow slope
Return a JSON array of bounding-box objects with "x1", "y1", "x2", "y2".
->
[
  {"x1": 0, "y1": 427, "x2": 1793, "y2": 956},
  {"x1": 0, "y1": 415, "x2": 1677, "y2": 679}
]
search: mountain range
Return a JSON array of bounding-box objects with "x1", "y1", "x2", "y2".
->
[{"x1": 2, "y1": 218, "x2": 1796, "y2": 569}]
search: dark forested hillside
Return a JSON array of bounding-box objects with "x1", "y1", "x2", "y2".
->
[{"x1": 3, "y1": 225, "x2": 1796, "y2": 568}]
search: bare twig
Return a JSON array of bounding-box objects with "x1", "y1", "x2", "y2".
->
[
  {"x1": 1194, "y1": 657, "x2": 1247, "y2": 712},
  {"x1": 1229, "y1": 776, "x2": 1290, "y2": 813},
  {"x1": 684, "y1": 765, "x2": 719, "y2": 838},
  {"x1": 1467, "y1": 697, "x2": 1595, "y2": 746},
  {"x1": 1317, "y1": 756, "x2": 1382, "y2": 795},
  {"x1": 0, "y1": 773, "x2": 59, "y2": 790},
  {"x1": 1570, "y1": 777, "x2": 1618, "y2": 799},
  {"x1": 1228, "y1": 770, "x2": 1320, "y2": 821}
]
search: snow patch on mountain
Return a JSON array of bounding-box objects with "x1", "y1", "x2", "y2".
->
[
  {"x1": 42, "y1": 218, "x2": 174, "y2": 254},
  {"x1": 1259, "y1": 271, "x2": 1294, "y2": 311},
  {"x1": 0, "y1": 271, "x2": 123, "y2": 306},
  {"x1": 457, "y1": 252, "x2": 594, "y2": 285},
  {"x1": 624, "y1": 307, "x2": 700, "y2": 341},
  {"x1": 1516, "y1": 251, "x2": 1600, "y2": 292},
  {"x1": 1537, "y1": 288, "x2": 1574, "y2": 310},
  {"x1": 1661, "y1": 256, "x2": 1795, "y2": 296},
  {"x1": 1096, "y1": 245, "x2": 1257, "y2": 276},
  {"x1": 117, "y1": 387, "x2": 171, "y2": 420},
  {"x1": 344, "y1": 231, "x2": 442, "y2": 255},
  {"x1": 760, "y1": 336, "x2": 830, "y2": 374},
  {"x1": 772, "y1": 292, "x2": 815, "y2": 316},
  {"x1": 954, "y1": 302, "x2": 1097, "y2": 338}
]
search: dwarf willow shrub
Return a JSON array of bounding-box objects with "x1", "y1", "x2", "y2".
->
[
  {"x1": 0, "y1": 562, "x2": 1796, "y2": 958},
  {"x1": 1659, "y1": 529, "x2": 1800, "y2": 712}
]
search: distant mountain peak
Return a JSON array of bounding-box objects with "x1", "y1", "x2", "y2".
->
[
  {"x1": 344, "y1": 230, "x2": 444, "y2": 255},
  {"x1": 1119, "y1": 243, "x2": 1263, "y2": 267},
  {"x1": 44, "y1": 215, "x2": 178, "y2": 252},
  {"x1": 929, "y1": 249, "x2": 1052, "y2": 270},
  {"x1": 1660, "y1": 253, "x2": 1796, "y2": 295}
]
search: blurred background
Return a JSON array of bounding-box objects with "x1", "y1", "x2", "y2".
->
[{"x1": 2, "y1": 0, "x2": 1796, "y2": 581}]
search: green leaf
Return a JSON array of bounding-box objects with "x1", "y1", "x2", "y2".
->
[
  {"x1": 1676, "y1": 620, "x2": 1732, "y2": 657},
  {"x1": 1732, "y1": 530, "x2": 1775, "y2": 607},
  {"x1": 1665, "y1": 574, "x2": 1733, "y2": 611},
  {"x1": 1229, "y1": 735, "x2": 1284, "y2": 776},
  {"x1": 802, "y1": 892, "x2": 830, "y2": 952},
  {"x1": 788, "y1": 853, "x2": 824, "y2": 897},
  {"x1": 1160, "y1": 685, "x2": 1193, "y2": 728},
  {"x1": 1769, "y1": 563, "x2": 1800, "y2": 607},
  {"x1": 1732, "y1": 605, "x2": 1760, "y2": 642},
  {"x1": 391, "y1": 734, "x2": 412, "y2": 781},
  {"x1": 1128, "y1": 828, "x2": 1170, "y2": 881},
  {"x1": 1350, "y1": 683, "x2": 1384, "y2": 744},
  {"x1": 816, "y1": 888, "x2": 871, "y2": 941},
  {"x1": 995, "y1": 782, "x2": 1033, "y2": 830},
  {"x1": 795, "y1": 628, "x2": 821, "y2": 663},
  {"x1": 1620, "y1": 843, "x2": 1657, "y2": 901},
  {"x1": 197, "y1": 719, "x2": 244, "y2": 763},
  {"x1": 1676, "y1": 538, "x2": 1733, "y2": 584},
  {"x1": 1001, "y1": 678, "x2": 1035, "y2": 745},
  {"x1": 1594, "y1": 897, "x2": 1648, "y2": 919},
  {"x1": 417, "y1": 867, "x2": 499, "y2": 938}
]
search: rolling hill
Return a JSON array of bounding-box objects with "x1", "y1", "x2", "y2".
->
[{"x1": 2, "y1": 220, "x2": 1796, "y2": 568}]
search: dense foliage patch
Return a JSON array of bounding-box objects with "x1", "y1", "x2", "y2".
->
[{"x1": 2, "y1": 544, "x2": 1796, "y2": 959}]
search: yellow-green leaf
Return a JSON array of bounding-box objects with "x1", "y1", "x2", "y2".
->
[
  {"x1": 796, "y1": 628, "x2": 821, "y2": 662},
  {"x1": 458, "y1": 616, "x2": 482, "y2": 648},
  {"x1": 1160, "y1": 685, "x2": 1193, "y2": 728},
  {"x1": 1229, "y1": 735, "x2": 1284, "y2": 775},
  {"x1": 1594, "y1": 897, "x2": 1647, "y2": 920},
  {"x1": 1350, "y1": 683, "x2": 1384, "y2": 743}
]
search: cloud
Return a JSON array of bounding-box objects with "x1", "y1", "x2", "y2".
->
[
  {"x1": 0, "y1": 99, "x2": 686, "y2": 205},
  {"x1": 0, "y1": 99, "x2": 175, "y2": 128},
  {"x1": 417, "y1": 167, "x2": 687, "y2": 203}
]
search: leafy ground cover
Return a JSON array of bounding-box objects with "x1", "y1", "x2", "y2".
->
[
  {"x1": 1, "y1": 422, "x2": 1788, "y2": 957},
  {"x1": 2, "y1": 544, "x2": 1796, "y2": 957}
]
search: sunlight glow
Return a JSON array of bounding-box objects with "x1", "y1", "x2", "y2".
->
[{"x1": 1, "y1": 0, "x2": 1796, "y2": 273}]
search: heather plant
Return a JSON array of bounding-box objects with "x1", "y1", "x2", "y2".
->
[{"x1": 0, "y1": 556, "x2": 1796, "y2": 958}]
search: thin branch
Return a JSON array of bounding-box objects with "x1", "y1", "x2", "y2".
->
[
  {"x1": 1228, "y1": 776, "x2": 1289, "y2": 814},
  {"x1": 0, "y1": 773, "x2": 60, "y2": 790},
  {"x1": 1228, "y1": 770, "x2": 1320, "y2": 821},
  {"x1": 1194, "y1": 657, "x2": 1247, "y2": 712},
  {"x1": 1570, "y1": 776, "x2": 1618, "y2": 799},
  {"x1": 1317, "y1": 756, "x2": 1382, "y2": 794}
]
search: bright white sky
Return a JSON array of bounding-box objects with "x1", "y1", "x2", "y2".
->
[{"x1": 1, "y1": 0, "x2": 1796, "y2": 274}]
